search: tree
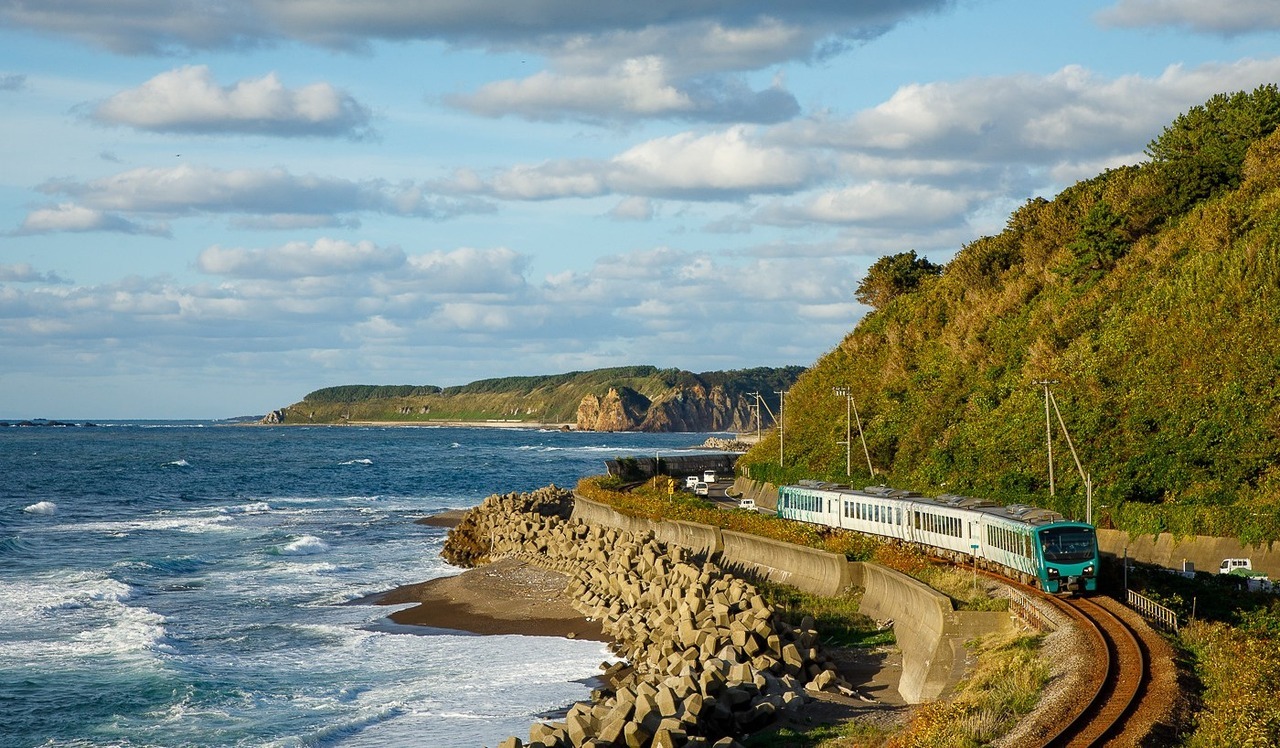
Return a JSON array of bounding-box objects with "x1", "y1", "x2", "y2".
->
[
  {"x1": 855, "y1": 251, "x2": 942, "y2": 309},
  {"x1": 1145, "y1": 84, "x2": 1280, "y2": 217}
]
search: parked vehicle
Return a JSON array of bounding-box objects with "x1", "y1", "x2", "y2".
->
[{"x1": 1219, "y1": 558, "x2": 1253, "y2": 574}]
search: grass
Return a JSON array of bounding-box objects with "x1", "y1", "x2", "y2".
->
[
  {"x1": 745, "y1": 721, "x2": 895, "y2": 748},
  {"x1": 755, "y1": 581, "x2": 895, "y2": 648},
  {"x1": 885, "y1": 630, "x2": 1048, "y2": 748}
]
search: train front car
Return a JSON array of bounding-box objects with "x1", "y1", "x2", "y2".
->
[{"x1": 1035, "y1": 522, "x2": 1099, "y2": 593}]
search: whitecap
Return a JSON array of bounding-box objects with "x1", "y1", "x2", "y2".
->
[
  {"x1": 165, "y1": 459, "x2": 191, "y2": 467},
  {"x1": 450, "y1": 442, "x2": 461, "y2": 449},
  {"x1": 218, "y1": 501, "x2": 270, "y2": 515},
  {"x1": 278, "y1": 536, "x2": 329, "y2": 555},
  {"x1": 23, "y1": 501, "x2": 57, "y2": 515},
  {"x1": 339, "y1": 458, "x2": 374, "y2": 466}
]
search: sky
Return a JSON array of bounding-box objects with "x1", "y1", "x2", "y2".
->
[{"x1": 2, "y1": 1, "x2": 1279, "y2": 419}]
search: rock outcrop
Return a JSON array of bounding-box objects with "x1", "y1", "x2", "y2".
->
[
  {"x1": 576, "y1": 385, "x2": 760, "y2": 433},
  {"x1": 445, "y1": 488, "x2": 855, "y2": 748}
]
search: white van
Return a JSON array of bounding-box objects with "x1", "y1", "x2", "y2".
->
[
  {"x1": 737, "y1": 498, "x2": 756, "y2": 511},
  {"x1": 703, "y1": 470, "x2": 718, "y2": 483},
  {"x1": 685, "y1": 475, "x2": 700, "y2": 489},
  {"x1": 1220, "y1": 558, "x2": 1253, "y2": 574}
]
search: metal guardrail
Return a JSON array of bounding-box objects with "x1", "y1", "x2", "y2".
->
[
  {"x1": 1126, "y1": 589, "x2": 1179, "y2": 633},
  {"x1": 1008, "y1": 588, "x2": 1057, "y2": 632}
]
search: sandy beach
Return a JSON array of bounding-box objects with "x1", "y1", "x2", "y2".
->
[{"x1": 365, "y1": 557, "x2": 608, "y2": 642}]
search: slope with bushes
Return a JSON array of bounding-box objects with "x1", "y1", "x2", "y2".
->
[{"x1": 742, "y1": 86, "x2": 1280, "y2": 543}]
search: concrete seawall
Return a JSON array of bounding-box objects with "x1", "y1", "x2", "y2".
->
[
  {"x1": 851, "y1": 562, "x2": 1009, "y2": 703},
  {"x1": 721, "y1": 530, "x2": 851, "y2": 598},
  {"x1": 572, "y1": 494, "x2": 1008, "y2": 703},
  {"x1": 571, "y1": 495, "x2": 846, "y2": 597}
]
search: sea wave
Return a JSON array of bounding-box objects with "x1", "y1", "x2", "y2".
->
[
  {"x1": 23, "y1": 501, "x2": 57, "y2": 515},
  {"x1": 218, "y1": 501, "x2": 271, "y2": 514},
  {"x1": 339, "y1": 458, "x2": 374, "y2": 466},
  {"x1": 277, "y1": 535, "x2": 329, "y2": 556},
  {"x1": 165, "y1": 459, "x2": 191, "y2": 467}
]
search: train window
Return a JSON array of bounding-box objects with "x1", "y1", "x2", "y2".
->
[{"x1": 1039, "y1": 527, "x2": 1096, "y2": 562}]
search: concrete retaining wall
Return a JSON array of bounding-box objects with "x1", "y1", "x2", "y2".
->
[
  {"x1": 731, "y1": 477, "x2": 779, "y2": 511},
  {"x1": 572, "y1": 494, "x2": 1009, "y2": 703},
  {"x1": 1098, "y1": 528, "x2": 1280, "y2": 578},
  {"x1": 721, "y1": 530, "x2": 851, "y2": 598},
  {"x1": 851, "y1": 562, "x2": 1009, "y2": 703},
  {"x1": 571, "y1": 496, "x2": 848, "y2": 597}
]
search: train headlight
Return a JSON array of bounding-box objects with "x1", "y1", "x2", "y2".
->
[
  {"x1": 1083, "y1": 565, "x2": 1095, "y2": 577},
  {"x1": 1047, "y1": 567, "x2": 1059, "y2": 578}
]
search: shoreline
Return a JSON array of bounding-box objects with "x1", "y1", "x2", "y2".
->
[
  {"x1": 247, "y1": 419, "x2": 577, "y2": 430},
  {"x1": 357, "y1": 557, "x2": 609, "y2": 643}
]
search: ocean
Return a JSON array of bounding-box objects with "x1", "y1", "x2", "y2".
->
[{"x1": 0, "y1": 423, "x2": 715, "y2": 747}]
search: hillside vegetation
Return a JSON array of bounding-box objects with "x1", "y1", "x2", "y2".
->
[
  {"x1": 743, "y1": 86, "x2": 1280, "y2": 543},
  {"x1": 274, "y1": 365, "x2": 802, "y2": 431}
]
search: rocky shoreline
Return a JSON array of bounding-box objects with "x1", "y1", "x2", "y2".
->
[{"x1": 437, "y1": 486, "x2": 858, "y2": 748}]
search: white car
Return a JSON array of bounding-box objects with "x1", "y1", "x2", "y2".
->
[
  {"x1": 737, "y1": 498, "x2": 756, "y2": 511},
  {"x1": 694, "y1": 482, "x2": 709, "y2": 496}
]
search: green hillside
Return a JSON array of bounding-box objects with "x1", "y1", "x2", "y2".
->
[
  {"x1": 742, "y1": 85, "x2": 1280, "y2": 543},
  {"x1": 276, "y1": 365, "x2": 802, "y2": 429}
]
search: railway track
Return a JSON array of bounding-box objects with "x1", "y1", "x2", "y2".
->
[{"x1": 1037, "y1": 595, "x2": 1150, "y2": 748}]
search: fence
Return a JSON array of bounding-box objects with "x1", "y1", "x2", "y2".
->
[
  {"x1": 1008, "y1": 588, "x2": 1057, "y2": 632},
  {"x1": 1126, "y1": 589, "x2": 1179, "y2": 633}
]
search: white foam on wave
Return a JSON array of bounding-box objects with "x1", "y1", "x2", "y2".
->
[
  {"x1": 23, "y1": 500, "x2": 57, "y2": 515},
  {"x1": 218, "y1": 501, "x2": 270, "y2": 514},
  {"x1": 165, "y1": 459, "x2": 191, "y2": 467},
  {"x1": 60, "y1": 514, "x2": 235, "y2": 535},
  {"x1": 0, "y1": 571, "x2": 170, "y2": 663},
  {"x1": 279, "y1": 535, "x2": 329, "y2": 555},
  {"x1": 339, "y1": 458, "x2": 374, "y2": 466},
  {"x1": 301, "y1": 629, "x2": 610, "y2": 748}
]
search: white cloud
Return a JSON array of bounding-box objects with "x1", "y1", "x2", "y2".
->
[
  {"x1": 448, "y1": 56, "x2": 799, "y2": 124},
  {"x1": 609, "y1": 196, "x2": 655, "y2": 221},
  {"x1": 610, "y1": 125, "x2": 827, "y2": 197},
  {"x1": 15, "y1": 203, "x2": 169, "y2": 236},
  {"x1": 93, "y1": 65, "x2": 372, "y2": 138},
  {"x1": 21, "y1": 165, "x2": 492, "y2": 234},
  {"x1": 777, "y1": 59, "x2": 1280, "y2": 163},
  {"x1": 1097, "y1": 0, "x2": 1280, "y2": 35},
  {"x1": 459, "y1": 125, "x2": 830, "y2": 201},
  {"x1": 0, "y1": 263, "x2": 69, "y2": 284},
  {"x1": 197, "y1": 238, "x2": 406, "y2": 279},
  {"x1": 758, "y1": 181, "x2": 975, "y2": 227},
  {"x1": 403, "y1": 247, "x2": 530, "y2": 293},
  {"x1": 0, "y1": 242, "x2": 856, "y2": 404}
]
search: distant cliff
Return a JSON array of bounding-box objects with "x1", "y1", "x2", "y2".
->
[{"x1": 267, "y1": 365, "x2": 801, "y2": 432}]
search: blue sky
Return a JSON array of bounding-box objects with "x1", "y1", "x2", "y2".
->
[{"x1": 2, "y1": 0, "x2": 1279, "y2": 419}]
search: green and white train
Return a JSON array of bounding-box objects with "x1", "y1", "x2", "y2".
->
[{"x1": 777, "y1": 482, "x2": 1099, "y2": 593}]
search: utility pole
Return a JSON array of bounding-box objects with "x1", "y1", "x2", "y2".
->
[
  {"x1": 747, "y1": 391, "x2": 761, "y2": 442},
  {"x1": 775, "y1": 389, "x2": 787, "y2": 467},
  {"x1": 833, "y1": 387, "x2": 852, "y2": 477},
  {"x1": 833, "y1": 387, "x2": 875, "y2": 479},
  {"x1": 1048, "y1": 388, "x2": 1094, "y2": 525},
  {"x1": 1034, "y1": 380, "x2": 1059, "y2": 496}
]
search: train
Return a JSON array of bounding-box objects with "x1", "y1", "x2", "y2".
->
[{"x1": 777, "y1": 482, "x2": 1100, "y2": 593}]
